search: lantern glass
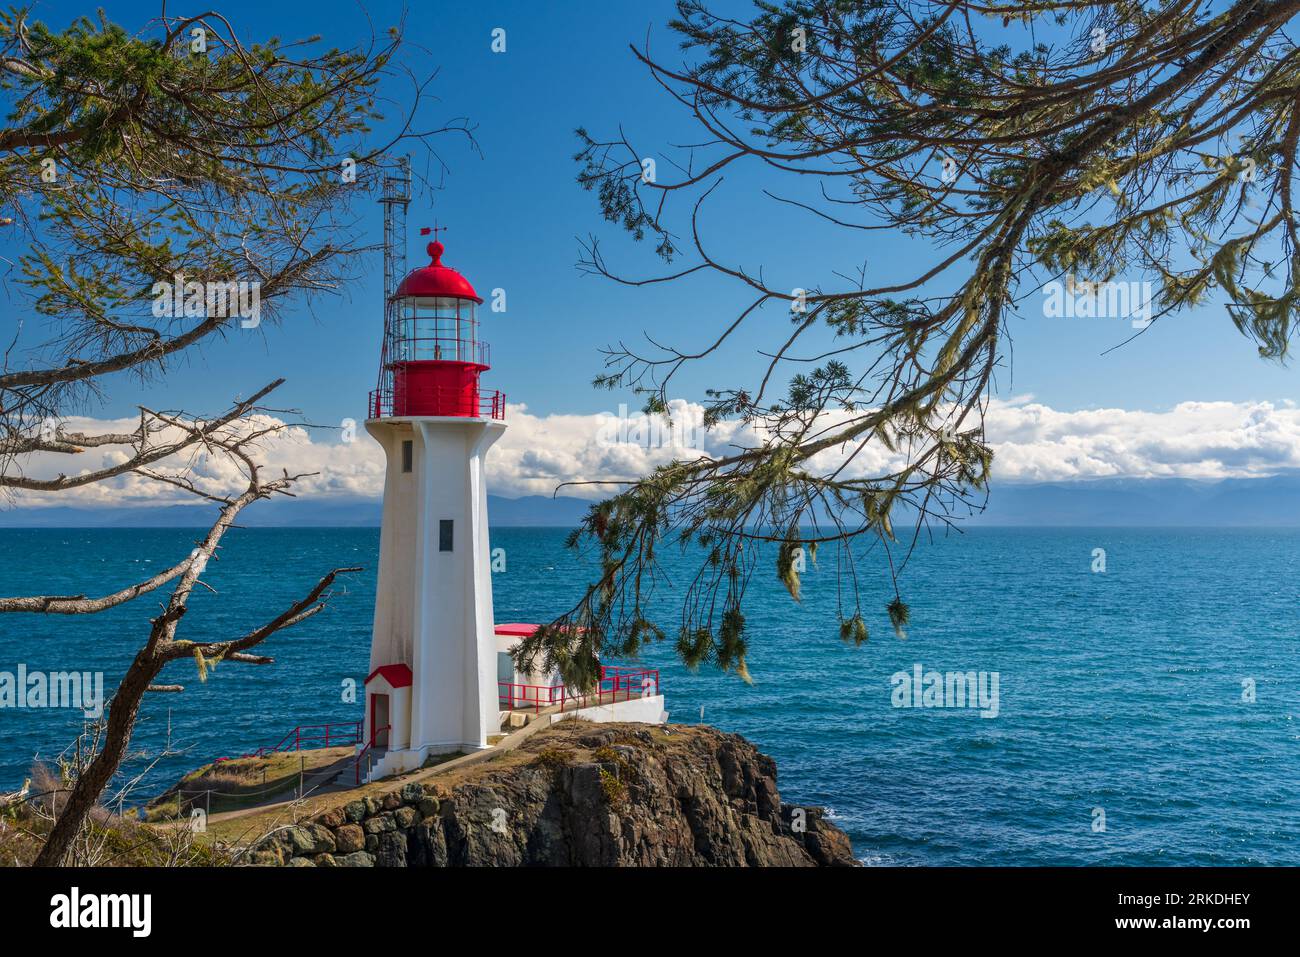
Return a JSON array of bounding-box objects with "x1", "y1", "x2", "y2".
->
[{"x1": 396, "y1": 296, "x2": 479, "y2": 362}]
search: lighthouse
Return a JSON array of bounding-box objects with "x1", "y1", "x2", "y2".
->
[
  {"x1": 361, "y1": 235, "x2": 506, "y2": 776},
  {"x1": 354, "y1": 216, "x2": 667, "y2": 784}
]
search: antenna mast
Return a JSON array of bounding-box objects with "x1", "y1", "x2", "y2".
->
[{"x1": 378, "y1": 156, "x2": 412, "y2": 399}]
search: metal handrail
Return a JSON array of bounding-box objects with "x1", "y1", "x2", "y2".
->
[
  {"x1": 353, "y1": 724, "x2": 392, "y2": 785},
  {"x1": 601, "y1": 665, "x2": 661, "y2": 696},
  {"x1": 498, "y1": 667, "x2": 661, "y2": 714},
  {"x1": 370, "y1": 386, "x2": 506, "y2": 420},
  {"x1": 217, "y1": 720, "x2": 363, "y2": 763}
]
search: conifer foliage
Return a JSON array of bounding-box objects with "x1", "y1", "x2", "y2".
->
[{"x1": 516, "y1": 0, "x2": 1300, "y2": 685}]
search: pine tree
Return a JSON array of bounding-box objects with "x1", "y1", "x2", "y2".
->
[{"x1": 520, "y1": 0, "x2": 1300, "y2": 684}]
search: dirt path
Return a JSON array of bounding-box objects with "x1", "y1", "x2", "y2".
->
[{"x1": 198, "y1": 705, "x2": 563, "y2": 834}]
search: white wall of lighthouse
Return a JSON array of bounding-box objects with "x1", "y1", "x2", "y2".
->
[{"x1": 364, "y1": 413, "x2": 505, "y2": 770}]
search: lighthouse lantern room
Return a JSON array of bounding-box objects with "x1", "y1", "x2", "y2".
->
[{"x1": 370, "y1": 235, "x2": 504, "y2": 420}]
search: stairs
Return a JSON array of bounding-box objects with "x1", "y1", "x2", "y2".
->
[{"x1": 330, "y1": 749, "x2": 385, "y2": 788}]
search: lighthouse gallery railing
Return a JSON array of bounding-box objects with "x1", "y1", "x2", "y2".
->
[{"x1": 369, "y1": 386, "x2": 506, "y2": 420}]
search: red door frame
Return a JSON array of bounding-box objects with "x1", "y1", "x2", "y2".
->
[{"x1": 369, "y1": 691, "x2": 390, "y2": 747}]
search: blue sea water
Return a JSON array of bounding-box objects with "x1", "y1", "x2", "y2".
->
[{"x1": 0, "y1": 525, "x2": 1296, "y2": 865}]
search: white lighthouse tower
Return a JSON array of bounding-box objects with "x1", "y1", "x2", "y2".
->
[{"x1": 361, "y1": 232, "x2": 508, "y2": 777}]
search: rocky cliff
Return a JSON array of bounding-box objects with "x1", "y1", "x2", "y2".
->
[{"x1": 249, "y1": 721, "x2": 857, "y2": 867}]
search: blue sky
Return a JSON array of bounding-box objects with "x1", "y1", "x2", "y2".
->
[{"x1": 8, "y1": 0, "x2": 1297, "y2": 432}]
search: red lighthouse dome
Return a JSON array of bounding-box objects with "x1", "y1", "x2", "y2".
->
[
  {"x1": 394, "y1": 241, "x2": 482, "y2": 302},
  {"x1": 370, "y1": 237, "x2": 504, "y2": 420}
]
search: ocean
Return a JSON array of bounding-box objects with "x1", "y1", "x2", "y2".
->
[{"x1": 0, "y1": 525, "x2": 1296, "y2": 865}]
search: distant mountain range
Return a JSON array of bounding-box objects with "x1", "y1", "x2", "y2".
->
[
  {"x1": 0, "y1": 494, "x2": 591, "y2": 529},
  {"x1": 1, "y1": 476, "x2": 1297, "y2": 528},
  {"x1": 968, "y1": 473, "x2": 1300, "y2": 527}
]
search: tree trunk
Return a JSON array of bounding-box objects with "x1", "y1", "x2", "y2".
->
[{"x1": 32, "y1": 649, "x2": 160, "y2": 866}]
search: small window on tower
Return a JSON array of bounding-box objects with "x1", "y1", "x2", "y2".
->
[
  {"x1": 401, "y1": 440, "x2": 413, "y2": 473},
  {"x1": 439, "y1": 520, "x2": 454, "y2": 552}
]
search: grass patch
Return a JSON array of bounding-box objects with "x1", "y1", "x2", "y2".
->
[
  {"x1": 598, "y1": 768, "x2": 628, "y2": 807},
  {"x1": 1, "y1": 805, "x2": 230, "y2": 867},
  {"x1": 534, "y1": 747, "x2": 574, "y2": 771},
  {"x1": 592, "y1": 745, "x2": 639, "y2": 809},
  {"x1": 143, "y1": 746, "x2": 354, "y2": 822}
]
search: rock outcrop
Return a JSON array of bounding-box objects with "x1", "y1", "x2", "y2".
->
[{"x1": 250, "y1": 722, "x2": 856, "y2": 867}]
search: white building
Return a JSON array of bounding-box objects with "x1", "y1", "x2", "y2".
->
[{"x1": 359, "y1": 237, "x2": 664, "y2": 781}]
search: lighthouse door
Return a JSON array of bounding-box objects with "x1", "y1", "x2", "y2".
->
[{"x1": 370, "y1": 694, "x2": 391, "y2": 748}]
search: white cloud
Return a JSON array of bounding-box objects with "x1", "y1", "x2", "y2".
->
[
  {"x1": 8, "y1": 397, "x2": 1300, "y2": 510},
  {"x1": 985, "y1": 398, "x2": 1300, "y2": 481}
]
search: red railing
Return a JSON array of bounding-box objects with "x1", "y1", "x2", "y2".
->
[
  {"x1": 369, "y1": 386, "x2": 506, "y2": 420},
  {"x1": 498, "y1": 666, "x2": 661, "y2": 715},
  {"x1": 216, "y1": 720, "x2": 363, "y2": 763},
  {"x1": 353, "y1": 724, "x2": 391, "y2": 785},
  {"x1": 601, "y1": 665, "x2": 662, "y2": 696}
]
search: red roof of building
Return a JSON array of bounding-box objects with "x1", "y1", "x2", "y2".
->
[
  {"x1": 394, "y1": 241, "x2": 481, "y2": 302},
  {"x1": 495, "y1": 622, "x2": 587, "y2": 638},
  {"x1": 365, "y1": 663, "x2": 413, "y2": 688},
  {"x1": 494, "y1": 622, "x2": 541, "y2": 637}
]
